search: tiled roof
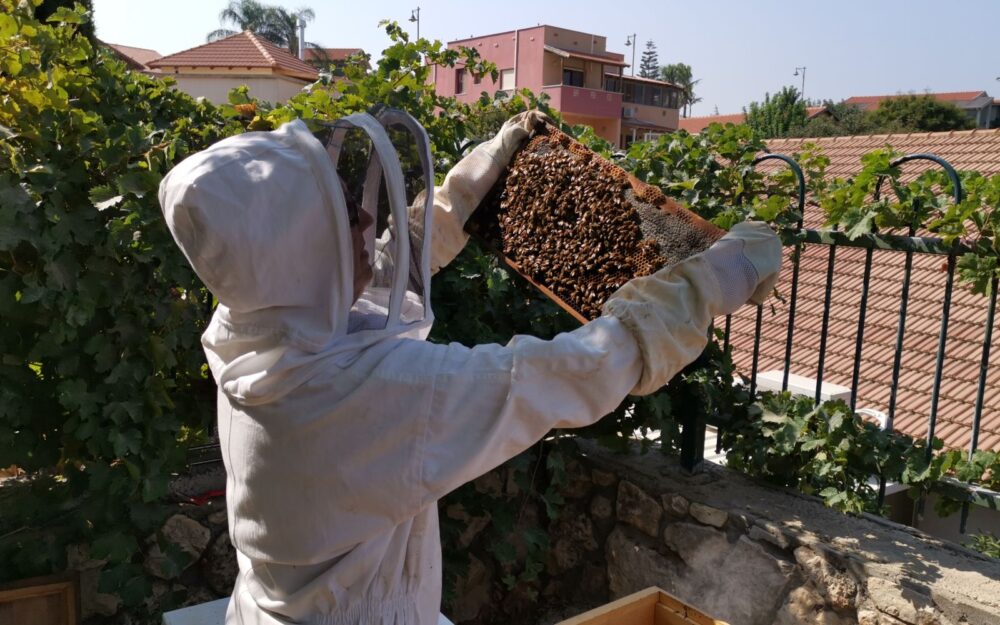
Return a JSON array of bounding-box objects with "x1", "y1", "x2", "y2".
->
[
  {"x1": 622, "y1": 117, "x2": 673, "y2": 131},
  {"x1": 677, "y1": 107, "x2": 829, "y2": 134},
  {"x1": 303, "y1": 47, "x2": 364, "y2": 63},
  {"x1": 677, "y1": 113, "x2": 746, "y2": 133},
  {"x1": 723, "y1": 128, "x2": 1000, "y2": 451},
  {"x1": 149, "y1": 31, "x2": 318, "y2": 81},
  {"x1": 845, "y1": 91, "x2": 990, "y2": 107},
  {"x1": 622, "y1": 74, "x2": 681, "y2": 89},
  {"x1": 543, "y1": 45, "x2": 628, "y2": 67},
  {"x1": 104, "y1": 42, "x2": 161, "y2": 70}
]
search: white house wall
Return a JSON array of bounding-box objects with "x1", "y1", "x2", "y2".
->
[{"x1": 169, "y1": 74, "x2": 310, "y2": 105}]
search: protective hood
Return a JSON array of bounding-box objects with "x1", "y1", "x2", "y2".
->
[{"x1": 159, "y1": 111, "x2": 434, "y2": 405}]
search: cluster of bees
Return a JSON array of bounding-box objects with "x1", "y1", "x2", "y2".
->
[{"x1": 474, "y1": 124, "x2": 723, "y2": 321}]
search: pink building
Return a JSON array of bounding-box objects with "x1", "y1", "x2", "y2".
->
[{"x1": 432, "y1": 25, "x2": 682, "y2": 147}]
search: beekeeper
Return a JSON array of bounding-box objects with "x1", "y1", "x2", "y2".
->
[{"x1": 158, "y1": 109, "x2": 781, "y2": 625}]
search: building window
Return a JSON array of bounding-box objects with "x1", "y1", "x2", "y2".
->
[
  {"x1": 473, "y1": 72, "x2": 482, "y2": 85},
  {"x1": 651, "y1": 86, "x2": 662, "y2": 106},
  {"x1": 604, "y1": 75, "x2": 621, "y2": 93},
  {"x1": 455, "y1": 68, "x2": 466, "y2": 94},
  {"x1": 633, "y1": 84, "x2": 645, "y2": 104},
  {"x1": 563, "y1": 68, "x2": 584, "y2": 87},
  {"x1": 667, "y1": 90, "x2": 680, "y2": 109},
  {"x1": 500, "y1": 68, "x2": 515, "y2": 91}
]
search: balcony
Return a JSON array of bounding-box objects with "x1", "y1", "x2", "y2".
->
[{"x1": 541, "y1": 84, "x2": 622, "y2": 119}]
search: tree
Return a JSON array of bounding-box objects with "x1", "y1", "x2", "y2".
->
[
  {"x1": 207, "y1": 0, "x2": 316, "y2": 56},
  {"x1": 660, "y1": 62, "x2": 700, "y2": 117},
  {"x1": 207, "y1": 0, "x2": 273, "y2": 41},
  {"x1": 35, "y1": 0, "x2": 95, "y2": 41},
  {"x1": 866, "y1": 94, "x2": 975, "y2": 133},
  {"x1": 786, "y1": 100, "x2": 878, "y2": 138},
  {"x1": 639, "y1": 40, "x2": 659, "y2": 79},
  {"x1": 267, "y1": 6, "x2": 316, "y2": 56},
  {"x1": 744, "y1": 86, "x2": 808, "y2": 138}
]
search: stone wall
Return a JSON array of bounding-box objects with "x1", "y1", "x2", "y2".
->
[
  {"x1": 74, "y1": 442, "x2": 1000, "y2": 625},
  {"x1": 543, "y1": 439, "x2": 1000, "y2": 625},
  {"x1": 73, "y1": 465, "x2": 236, "y2": 624}
]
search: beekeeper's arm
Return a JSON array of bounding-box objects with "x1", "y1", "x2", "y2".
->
[
  {"x1": 407, "y1": 110, "x2": 550, "y2": 274},
  {"x1": 404, "y1": 221, "x2": 781, "y2": 507}
]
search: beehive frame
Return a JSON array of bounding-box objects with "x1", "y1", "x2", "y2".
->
[{"x1": 469, "y1": 123, "x2": 724, "y2": 322}]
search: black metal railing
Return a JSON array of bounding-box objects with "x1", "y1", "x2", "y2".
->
[{"x1": 687, "y1": 152, "x2": 1000, "y2": 534}]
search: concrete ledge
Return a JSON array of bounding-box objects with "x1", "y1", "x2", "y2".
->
[{"x1": 574, "y1": 438, "x2": 1000, "y2": 625}]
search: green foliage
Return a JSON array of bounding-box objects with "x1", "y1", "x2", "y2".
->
[
  {"x1": 818, "y1": 150, "x2": 1000, "y2": 295},
  {"x1": 34, "y1": 0, "x2": 95, "y2": 42},
  {"x1": 659, "y1": 62, "x2": 700, "y2": 117},
  {"x1": 611, "y1": 123, "x2": 827, "y2": 230},
  {"x1": 785, "y1": 100, "x2": 877, "y2": 138},
  {"x1": 722, "y1": 394, "x2": 942, "y2": 513},
  {"x1": 744, "y1": 86, "x2": 809, "y2": 139},
  {"x1": 460, "y1": 88, "x2": 564, "y2": 149},
  {"x1": 723, "y1": 393, "x2": 1000, "y2": 517},
  {"x1": 867, "y1": 95, "x2": 975, "y2": 133},
  {"x1": 638, "y1": 40, "x2": 659, "y2": 79},
  {"x1": 966, "y1": 533, "x2": 1000, "y2": 559},
  {"x1": 0, "y1": 0, "x2": 242, "y2": 608},
  {"x1": 207, "y1": 0, "x2": 316, "y2": 55}
]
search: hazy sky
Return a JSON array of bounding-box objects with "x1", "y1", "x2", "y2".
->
[{"x1": 92, "y1": 0, "x2": 1000, "y2": 116}]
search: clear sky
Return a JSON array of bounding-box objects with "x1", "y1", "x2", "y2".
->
[{"x1": 91, "y1": 0, "x2": 1000, "y2": 116}]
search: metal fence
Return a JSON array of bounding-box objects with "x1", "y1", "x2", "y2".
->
[{"x1": 689, "y1": 152, "x2": 1000, "y2": 534}]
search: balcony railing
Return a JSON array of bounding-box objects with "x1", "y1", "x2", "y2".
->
[{"x1": 684, "y1": 153, "x2": 1000, "y2": 535}]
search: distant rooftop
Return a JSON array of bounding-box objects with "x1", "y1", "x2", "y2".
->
[
  {"x1": 148, "y1": 31, "x2": 318, "y2": 81},
  {"x1": 677, "y1": 107, "x2": 829, "y2": 133},
  {"x1": 103, "y1": 42, "x2": 161, "y2": 71},
  {"x1": 303, "y1": 47, "x2": 365, "y2": 63},
  {"x1": 844, "y1": 91, "x2": 991, "y2": 108},
  {"x1": 621, "y1": 74, "x2": 682, "y2": 90}
]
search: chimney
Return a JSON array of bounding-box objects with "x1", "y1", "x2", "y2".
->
[{"x1": 298, "y1": 14, "x2": 306, "y2": 60}]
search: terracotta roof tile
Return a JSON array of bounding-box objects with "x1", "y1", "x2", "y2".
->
[
  {"x1": 303, "y1": 47, "x2": 364, "y2": 63},
  {"x1": 149, "y1": 31, "x2": 318, "y2": 81},
  {"x1": 103, "y1": 42, "x2": 162, "y2": 70},
  {"x1": 845, "y1": 91, "x2": 989, "y2": 106},
  {"x1": 724, "y1": 129, "x2": 1000, "y2": 451},
  {"x1": 677, "y1": 113, "x2": 746, "y2": 133},
  {"x1": 542, "y1": 44, "x2": 628, "y2": 66}
]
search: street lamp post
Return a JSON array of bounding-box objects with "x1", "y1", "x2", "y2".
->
[
  {"x1": 409, "y1": 7, "x2": 420, "y2": 40},
  {"x1": 625, "y1": 34, "x2": 636, "y2": 76},
  {"x1": 794, "y1": 66, "x2": 806, "y2": 101}
]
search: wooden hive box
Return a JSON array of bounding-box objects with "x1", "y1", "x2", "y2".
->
[
  {"x1": 469, "y1": 122, "x2": 725, "y2": 323},
  {"x1": 0, "y1": 573, "x2": 80, "y2": 625},
  {"x1": 555, "y1": 587, "x2": 728, "y2": 625}
]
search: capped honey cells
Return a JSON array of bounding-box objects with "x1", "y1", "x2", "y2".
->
[{"x1": 469, "y1": 122, "x2": 725, "y2": 321}]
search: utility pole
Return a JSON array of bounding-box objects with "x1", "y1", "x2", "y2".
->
[
  {"x1": 794, "y1": 66, "x2": 806, "y2": 101},
  {"x1": 625, "y1": 34, "x2": 636, "y2": 76},
  {"x1": 409, "y1": 7, "x2": 420, "y2": 40}
]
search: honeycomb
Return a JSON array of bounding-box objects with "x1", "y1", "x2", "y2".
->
[{"x1": 469, "y1": 123, "x2": 725, "y2": 321}]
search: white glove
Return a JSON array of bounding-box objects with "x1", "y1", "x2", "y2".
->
[
  {"x1": 415, "y1": 110, "x2": 553, "y2": 273},
  {"x1": 602, "y1": 221, "x2": 781, "y2": 395}
]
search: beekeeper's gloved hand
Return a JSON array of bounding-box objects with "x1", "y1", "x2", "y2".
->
[
  {"x1": 411, "y1": 110, "x2": 553, "y2": 273},
  {"x1": 602, "y1": 221, "x2": 782, "y2": 395}
]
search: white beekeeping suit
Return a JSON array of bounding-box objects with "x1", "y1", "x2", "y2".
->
[{"x1": 158, "y1": 110, "x2": 781, "y2": 625}]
